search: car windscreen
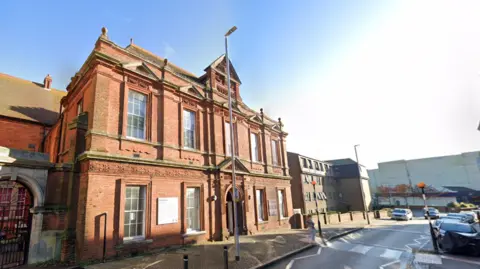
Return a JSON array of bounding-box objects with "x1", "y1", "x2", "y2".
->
[
  {"x1": 440, "y1": 223, "x2": 474, "y2": 233},
  {"x1": 393, "y1": 209, "x2": 406, "y2": 214}
]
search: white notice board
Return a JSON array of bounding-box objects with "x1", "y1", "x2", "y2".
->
[{"x1": 157, "y1": 197, "x2": 178, "y2": 225}]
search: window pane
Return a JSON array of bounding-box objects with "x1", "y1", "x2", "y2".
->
[
  {"x1": 256, "y1": 189, "x2": 264, "y2": 221},
  {"x1": 127, "y1": 91, "x2": 147, "y2": 139},
  {"x1": 186, "y1": 187, "x2": 200, "y2": 231},
  {"x1": 183, "y1": 110, "x2": 196, "y2": 149},
  {"x1": 250, "y1": 133, "x2": 259, "y2": 162},
  {"x1": 271, "y1": 140, "x2": 278, "y2": 165},
  {"x1": 225, "y1": 122, "x2": 231, "y2": 155},
  {"x1": 124, "y1": 186, "x2": 146, "y2": 239}
]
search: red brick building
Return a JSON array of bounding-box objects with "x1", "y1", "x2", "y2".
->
[{"x1": 0, "y1": 27, "x2": 292, "y2": 264}]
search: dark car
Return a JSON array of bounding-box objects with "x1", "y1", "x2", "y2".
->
[
  {"x1": 435, "y1": 220, "x2": 480, "y2": 255},
  {"x1": 424, "y1": 208, "x2": 440, "y2": 219}
]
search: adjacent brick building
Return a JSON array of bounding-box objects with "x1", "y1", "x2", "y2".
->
[
  {"x1": 288, "y1": 152, "x2": 371, "y2": 226},
  {"x1": 0, "y1": 28, "x2": 292, "y2": 265}
]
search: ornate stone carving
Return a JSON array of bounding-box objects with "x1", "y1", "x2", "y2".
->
[
  {"x1": 88, "y1": 161, "x2": 204, "y2": 178},
  {"x1": 182, "y1": 98, "x2": 196, "y2": 108},
  {"x1": 127, "y1": 77, "x2": 148, "y2": 89}
]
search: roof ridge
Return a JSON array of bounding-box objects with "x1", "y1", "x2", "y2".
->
[
  {"x1": 126, "y1": 43, "x2": 198, "y2": 77},
  {"x1": 0, "y1": 72, "x2": 65, "y2": 92}
]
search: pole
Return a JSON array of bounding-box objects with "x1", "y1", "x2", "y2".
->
[
  {"x1": 225, "y1": 27, "x2": 240, "y2": 262},
  {"x1": 312, "y1": 183, "x2": 323, "y2": 237},
  {"x1": 421, "y1": 188, "x2": 439, "y2": 253},
  {"x1": 354, "y1": 145, "x2": 371, "y2": 224},
  {"x1": 102, "y1": 212, "x2": 107, "y2": 263},
  {"x1": 183, "y1": 254, "x2": 188, "y2": 269},
  {"x1": 223, "y1": 246, "x2": 229, "y2": 269}
]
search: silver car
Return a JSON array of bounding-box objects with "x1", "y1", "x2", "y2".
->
[{"x1": 391, "y1": 208, "x2": 413, "y2": 221}]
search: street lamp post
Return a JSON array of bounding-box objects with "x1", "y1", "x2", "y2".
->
[
  {"x1": 417, "y1": 182, "x2": 439, "y2": 253},
  {"x1": 311, "y1": 180, "x2": 323, "y2": 237},
  {"x1": 354, "y1": 144, "x2": 370, "y2": 225},
  {"x1": 224, "y1": 26, "x2": 240, "y2": 262}
]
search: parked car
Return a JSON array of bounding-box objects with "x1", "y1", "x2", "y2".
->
[
  {"x1": 391, "y1": 208, "x2": 413, "y2": 221},
  {"x1": 461, "y1": 211, "x2": 479, "y2": 223},
  {"x1": 424, "y1": 208, "x2": 440, "y2": 219},
  {"x1": 447, "y1": 213, "x2": 475, "y2": 224},
  {"x1": 435, "y1": 220, "x2": 480, "y2": 255}
]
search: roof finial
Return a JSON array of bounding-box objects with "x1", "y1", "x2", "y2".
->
[
  {"x1": 260, "y1": 108, "x2": 264, "y2": 122},
  {"x1": 101, "y1": 27, "x2": 108, "y2": 38},
  {"x1": 130, "y1": 38, "x2": 133, "y2": 45}
]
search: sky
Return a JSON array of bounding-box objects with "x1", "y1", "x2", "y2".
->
[{"x1": 1, "y1": 0, "x2": 480, "y2": 168}]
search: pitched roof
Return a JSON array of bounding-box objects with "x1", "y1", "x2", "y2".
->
[
  {"x1": 0, "y1": 73, "x2": 66, "y2": 125},
  {"x1": 124, "y1": 44, "x2": 200, "y2": 82}
]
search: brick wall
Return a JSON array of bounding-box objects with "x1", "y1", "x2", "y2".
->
[{"x1": 0, "y1": 116, "x2": 48, "y2": 152}]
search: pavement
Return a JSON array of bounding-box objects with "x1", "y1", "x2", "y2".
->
[
  {"x1": 80, "y1": 220, "x2": 371, "y2": 269},
  {"x1": 265, "y1": 218, "x2": 480, "y2": 269}
]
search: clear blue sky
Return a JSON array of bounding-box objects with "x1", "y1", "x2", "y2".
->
[{"x1": 2, "y1": 1, "x2": 480, "y2": 168}]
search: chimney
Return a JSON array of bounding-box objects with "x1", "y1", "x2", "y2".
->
[{"x1": 44, "y1": 74, "x2": 52, "y2": 90}]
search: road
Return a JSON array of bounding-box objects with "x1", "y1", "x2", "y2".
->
[{"x1": 266, "y1": 218, "x2": 480, "y2": 269}]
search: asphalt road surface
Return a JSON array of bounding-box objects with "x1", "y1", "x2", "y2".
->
[{"x1": 266, "y1": 218, "x2": 480, "y2": 269}]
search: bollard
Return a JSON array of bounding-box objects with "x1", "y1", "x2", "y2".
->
[
  {"x1": 184, "y1": 254, "x2": 188, "y2": 269},
  {"x1": 223, "y1": 246, "x2": 229, "y2": 269}
]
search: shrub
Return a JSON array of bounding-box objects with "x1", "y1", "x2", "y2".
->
[{"x1": 447, "y1": 202, "x2": 460, "y2": 208}]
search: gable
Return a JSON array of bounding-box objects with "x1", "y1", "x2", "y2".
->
[
  {"x1": 122, "y1": 62, "x2": 160, "y2": 81},
  {"x1": 179, "y1": 85, "x2": 204, "y2": 99},
  {"x1": 206, "y1": 55, "x2": 241, "y2": 84},
  {"x1": 218, "y1": 157, "x2": 250, "y2": 174}
]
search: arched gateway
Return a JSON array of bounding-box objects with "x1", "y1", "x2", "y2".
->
[{"x1": 0, "y1": 180, "x2": 32, "y2": 267}]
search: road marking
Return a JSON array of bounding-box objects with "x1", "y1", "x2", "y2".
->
[
  {"x1": 350, "y1": 244, "x2": 373, "y2": 254},
  {"x1": 317, "y1": 247, "x2": 322, "y2": 255},
  {"x1": 414, "y1": 253, "x2": 442, "y2": 265},
  {"x1": 380, "y1": 249, "x2": 403, "y2": 260},
  {"x1": 365, "y1": 228, "x2": 427, "y2": 235},
  {"x1": 379, "y1": 260, "x2": 400, "y2": 269},
  {"x1": 286, "y1": 259, "x2": 295, "y2": 269}
]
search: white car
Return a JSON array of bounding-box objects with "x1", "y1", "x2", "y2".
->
[{"x1": 391, "y1": 208, "x2": 413, "y2": 221}]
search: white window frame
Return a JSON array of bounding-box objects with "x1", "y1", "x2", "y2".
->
[
  {"x1": 250, "y1": 132, "x2": 260, "y2": 162},
  {"x1": 127, "y1": 90, "x2": 147, "y2": 140},
  {"x1": 124, "y1": 186, "x2": 146, "y2": 241},
  {"x1": 256, "y1": 189, "x2": 265, "y2": 222},
  {"x1": 278, "y1": 190, "x2": 287, "y2": 219},
  {"x1": 186, "y1": 187, "x2": 201, "y2": 232},
  {"x1": 77, "y1": 99, "x2": 83, "y2": 116},
  {"x1": 271, "y1": 140, "x2": 279, "y2": 166},
  {"x1": 183, "y1": 110, "x2": 196, "y2": 149}
]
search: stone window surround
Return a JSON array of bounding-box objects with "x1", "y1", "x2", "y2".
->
[
  {"x1": 253, "y1": 186, "x2": 268, "y2": 224},
  {"x1": 117, "y1": 178, "x2": 152, "y2": 244},
  {"x1": 276, "y1": 187, "x2": 288, "y2": 220},
  {"x1": 249, "y1": 129, "x2": 262, "y2": 163},
  {"x1": 121, "y1": 80, "x2": 153, "y2": 142},
  {"x1": 181, "y1": 182, "x2": 205, "y2": 235},
  {"x1": 180, "y1": 102, "x2": 200, "y2": 150}
]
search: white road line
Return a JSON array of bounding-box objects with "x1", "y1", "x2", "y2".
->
[
  {"x1": 350, "y1": 244, "x2": 373, "y2": 255},
  {"x1": 379, "y1": 260, "x2": 400, "y2": 269},
  {"x1": 286, "y1": 259, "x2": 295, "y2": 269},
  {"x1": 380, "y1": 249, "x2": 403, "y2": 260},
  {"x1": 365, "y1": 228, "x2": 427, "y2": 234},
  {"x1": 317, "y1": 247, "x2": 322, "y2": 255}
]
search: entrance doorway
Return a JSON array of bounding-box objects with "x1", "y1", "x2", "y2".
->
[
  {"x1": 226, "y1": 191, "x2": 245, "y2": 235},
  {"x1": 0, "y1": 181, "x2": 32, "y2": 268}
]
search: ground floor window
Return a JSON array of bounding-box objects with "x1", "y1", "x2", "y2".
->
[
  {"x1": 256, "y1": 189, "x2": 266, "y2": 221},
  {"x1": 124, "y1": 186, "x2": 146, "y2": 240},
  {"x1": 186, "y1": 187, "x2": 200, "y2": 232},
  {"x1": 278, "y1": 189, "x2": 287, "y2": 218}
]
